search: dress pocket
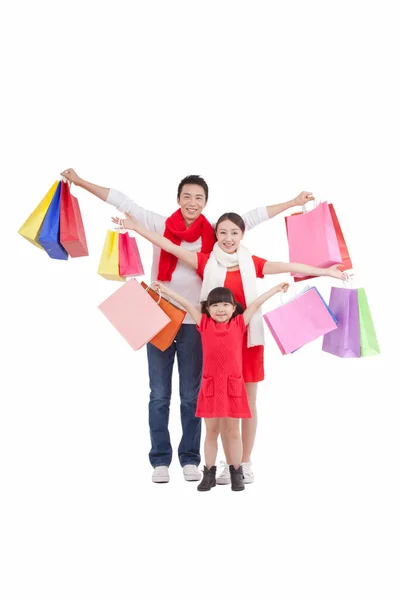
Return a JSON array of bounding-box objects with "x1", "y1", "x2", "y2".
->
[
  {"x1": 228, "y1": 375, "x2": 243, "y2": 397},
  {"x1": 202, "y1": 376, "x2": 214, "y2": 397}
]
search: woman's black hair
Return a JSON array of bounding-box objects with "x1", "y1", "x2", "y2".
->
[
  {"x1": 200, "y1": 287, "x2": 244, "y2": 317},
  {"x1": 215, "y1": 212, "x2": 246, "y2": 234}
]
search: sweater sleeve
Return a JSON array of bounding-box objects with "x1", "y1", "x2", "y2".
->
[
  {"x1": 106, "y1": 189, "x2": 166, "y2": 234},
  {"x1": 241, "y1": 206, "x2": 269, "y2": 231}
]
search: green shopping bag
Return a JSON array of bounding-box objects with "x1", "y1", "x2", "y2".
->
[{"x1": 358, "y1": 288, "x2": 380, "y2": 356}]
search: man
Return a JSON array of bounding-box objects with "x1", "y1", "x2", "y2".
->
[{"x1": 61, "y1": 169, "x2": 313, "y2": 483}]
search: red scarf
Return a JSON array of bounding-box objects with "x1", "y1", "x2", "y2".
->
[{"x1": 157, "y1": 209, "x2": 216, "y2": 281}]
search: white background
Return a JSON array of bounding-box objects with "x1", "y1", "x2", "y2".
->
[{"x1": 1, "y1": 1, "x2": 399, "y2": 599}]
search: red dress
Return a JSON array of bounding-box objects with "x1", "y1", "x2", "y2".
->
[
  {"x1": 197, "y1": 253, "x2": 267, "y2": 383},
  {"x1": 196, "y1": 314, "x2": 251, "y2": 419}
]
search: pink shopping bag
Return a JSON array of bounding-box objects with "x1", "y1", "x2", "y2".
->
[
  {"x1": 98, "y1": 278, "x2": 171, "y2": 350},
  {"x1": 263, "y1": 286, "x2": 338, "y2": 354},
  {"x1": 285, "y1": 202, "x2": 342, "y2": 279},
  {"x1": 118, "y1": 232, "x2": 144, "y2": 277}
]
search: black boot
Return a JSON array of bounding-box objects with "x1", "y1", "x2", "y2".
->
[
  {"x1": 229, "y1": 465, "x2": 245, "y2": 491},
  {"x1": 197, "y1": 466, "x2": 217, "y2": 491}
]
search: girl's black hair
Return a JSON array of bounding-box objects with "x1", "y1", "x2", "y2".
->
[
  {"x1": 215, "y1": 212, "x2": 246, "y2": 234},
  {"x1": 200, "y1": 287, "x2": 244, "y2": 317}
]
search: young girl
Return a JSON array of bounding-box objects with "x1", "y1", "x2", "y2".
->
[
  {"x1": 150, "y1": 280, "x2": 289, "y2": 492},
  {"x1": 113, "y1": 211, "x2": 346, "y2": 484}
]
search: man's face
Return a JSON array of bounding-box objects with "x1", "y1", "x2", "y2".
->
[{"x1": 177, "y1": 184, "x2": 207, "y2": 226}]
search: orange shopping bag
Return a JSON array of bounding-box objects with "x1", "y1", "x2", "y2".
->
[{"x1": 141, "y1": 282, "x2": 186, "y2": 351}]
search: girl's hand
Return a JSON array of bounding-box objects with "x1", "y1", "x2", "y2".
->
[
  {"x1": 274, "y1": 282, "x2": 290, "y2": 294},
  {"x1": 60, "y1": 168, "x2": 81, "y2": 185},
  {"x1": 325, "y1": 265, "x2": 346, "y2": 280},
  {"x1": 152, "y1": 281, "x2": 169, "y2": 295},
  {"x1": 111, "y1": 213, "x2": 139, "y2": 231}
]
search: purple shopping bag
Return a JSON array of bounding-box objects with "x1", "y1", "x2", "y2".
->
[
  {"x1": 322, "y1": 288, "x2": 361, "y2": 358},
  {"x1": 285, "y1": 202, "x2": 342, "y2": 278},
  {"x1": 263, "y1": 286, "x2": 338, "y2": 355}
]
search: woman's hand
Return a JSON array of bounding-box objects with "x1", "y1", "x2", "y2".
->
[
  {"x1": 60, "y1": 168, "x2": 81, "y2": 185},
  {"x1": 152, "y1": 281, "x2": 169, "y2": 295},
  {"x1": 325, "y1": 265, "x2": 346, "y2": 280},
  {"x1": 111, "y1": 212, "x2": 139, "y2": 231}
]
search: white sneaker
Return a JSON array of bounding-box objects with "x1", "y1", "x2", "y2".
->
[
  {"x1": 182, "y1": 464, "x2": 201, "y2": 481},
  {"x1": 216, "y1": 461, "x2": 231, "y2": 485},
  {"x1": 241, "y1": 462, "x2": 254, "y2": 484},
  {"x1": 152, "y1": 466, "x2": 170, "y2": 483}
]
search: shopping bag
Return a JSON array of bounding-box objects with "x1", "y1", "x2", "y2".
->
[
  {"x1": 18, "y1": 181, "x2": 59, "y2": 249},
  {"x1": 59, "y1": 181, "x2": 89, "y2": 257},
  {"x1": 98, "y1": 230, "x2": 125, "y2": 281},
  {"x1": 140, "y1": 282, "x2": 186, "y2": 351},
  {"x1": 119, "y1": 232, "x2": 144, "y2": 277},
  {"x1": 38, "y1": 181, "x2": 68, "y2": 260},
  {"x1": 263, "y1": 286, "x2": 337, "y2": 354},
  {"x1": 286, "y1": 203, "x2": 352, "y2": 282},
  {"x1": 328, "y1": 204, "x2": 352, "y2": 271},
  {"x1": 98, "y1": 278, "x2": 171, "y2": 350},
  {"x1": 285, "y1": 202, "x2": 342, "y2": 279},
  {"x1": 322, "y1": 288, "x2": 360, "y2": 358},
  {"x1": 358, "y1": 288, "x2": 380, "y2": 356}
]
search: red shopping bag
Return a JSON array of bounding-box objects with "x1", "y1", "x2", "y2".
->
[
  {"x1": 328, "y1": 204, "x2": 352, "y2": 271},
  {"x1": 118, "y1": 232, "x2": 144, "y2": 277},
  {"x1": 59, "y1": 181, "x2": 89, "y2": 257}
]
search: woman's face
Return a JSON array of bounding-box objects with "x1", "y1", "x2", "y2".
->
[{"x1": 216, "y1": 219, "x2": 244, "y2": 254}]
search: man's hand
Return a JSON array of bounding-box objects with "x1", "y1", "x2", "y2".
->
[
  {"x1": 293, "y1": 191, "x2": 315, "y2": 207},
  {"x1": 60, "y1": 168, "x2": 81, "y2": 185}
]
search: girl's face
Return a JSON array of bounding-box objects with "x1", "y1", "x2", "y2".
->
[
  {"x1": 208, "y1": 301, "x2": 236, "y2": 323},
  {"x1": 216, "y1": 219, "x2": 244, "y2": 254}
]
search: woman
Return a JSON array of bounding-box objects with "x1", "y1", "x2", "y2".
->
[{"x1": 114, "y1": 211, "x2": 345, "y2": 483}]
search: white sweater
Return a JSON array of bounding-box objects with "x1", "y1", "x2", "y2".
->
[{"x1": 107, "y1": 189, "x2": 269, "y2": 324}]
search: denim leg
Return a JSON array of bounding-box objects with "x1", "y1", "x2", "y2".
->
[
  {"x1": 147, "y1": 341, "x2": 176, "y2": 467},
  {"x1": 175, "y1": 324, "x2": 203, "y2": 467}
]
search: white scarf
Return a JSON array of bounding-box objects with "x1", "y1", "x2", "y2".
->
[{"x1": 200, "y1": 242, "x2": 265, "y2": 347}]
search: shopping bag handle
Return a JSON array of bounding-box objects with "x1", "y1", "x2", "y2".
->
[
  {"x1": 145, "y1": 282, "x2": 162, "y2": 305},
  {"x1": 117, "y1": 217, "x2": 126, "y2": 233},
  {"x1": 342, "y1": 272, "x2": 355, "y2": 288},
  {"x1": 280, "y1": 284, "x2": 299, "y2": 305},
  {"x1": 60, "y1": 176, "x2": 72, "y2": 188},
  {"x1": 280, "y1": 283, "x2": 317, "y2": 305},
  {"x1": 301, "y1": 198, "x2": 320, "y2": 213}
]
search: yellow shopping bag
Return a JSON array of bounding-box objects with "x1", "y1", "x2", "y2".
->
[
  {"x1": 18, "y1": 181, "x2": 59, "y2": 249},
  {"x1": 98, "y1": 230, "x2": 126, "y2": 281}
]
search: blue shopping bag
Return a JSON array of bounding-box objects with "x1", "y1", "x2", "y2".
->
[{"x1": 38, "y1": 181, "x2": 68, "y2": 260}]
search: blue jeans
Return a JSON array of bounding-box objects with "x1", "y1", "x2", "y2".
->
[{"x1": 147, "y1": 324, "x2": 203, "y2": 468}]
